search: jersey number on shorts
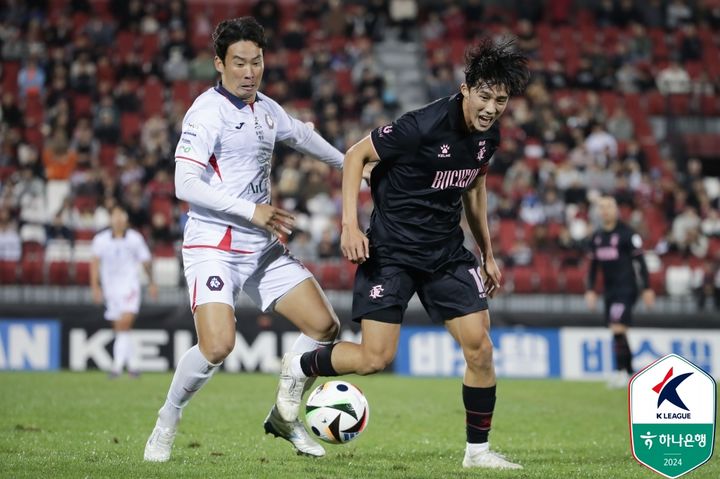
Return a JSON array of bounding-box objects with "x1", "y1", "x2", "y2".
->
[{"x1": 468, "y1": 267, "x2": 486, "y2": 297}]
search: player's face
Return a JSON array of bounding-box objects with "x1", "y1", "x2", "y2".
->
[
  {"x1": 598, "y1": 198, "x2": 618, "y2": 225},
  {"x1": 460, "y1": 82, "x2": 509, "y2": 132},
  {"x1": 110, "y1": 208, "x2": 128, "y2": 232},
  {"x1": 215, "y1": 40, "x2": 264, "y2": 103}
]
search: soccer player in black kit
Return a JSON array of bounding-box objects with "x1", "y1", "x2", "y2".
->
[
  {"x1": 275, "y1": 38, "x2": 530, "y2": 469},
  {"x1": 585, "y1": 196, "x2": 655, "y2": 388}
]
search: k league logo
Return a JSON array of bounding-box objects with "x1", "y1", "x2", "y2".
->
[{"x1": 629, "y1": 354, "x2": 716, "y2": 479}]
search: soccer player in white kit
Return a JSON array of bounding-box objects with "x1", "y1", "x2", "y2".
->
[
  {"x1": 144, "y1": 17, "x2": 345, "y2": 462},
  {"x1": 90, "y1": 204, "x2": 157, "y2": 378}
]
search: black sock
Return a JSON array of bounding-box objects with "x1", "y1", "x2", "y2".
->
[
  {"x1": 613, "y1": 333, "x2": 633, "y2": 374},
  {"x1": 463, "y1": 384, "x2": 496, "y2": 444},
  {"x1": 300, "y1": 344, "x2": 338, "y2": 377}
]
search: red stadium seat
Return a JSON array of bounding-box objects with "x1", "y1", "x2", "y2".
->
[
  {"x1": 20, "y1": 258, "x2": 44, "y2": 284},
  {"x1": 74, "y1": 261, "x2": 90, "y2": 285},
  {"x1": 512, "y1": 267, "x2": 537, "y2": 293},
  {"x1": 143, "y1": 77, "x2": 165, "y2": 117},
  {"x1": 48, "y1": 261, "x2": 71, "y2": 285},
  {"x1": 120, "y1": 112, "x2": 142, "y2": 143},
  {"x1": 561, "y1": 267, "x2": 588, "y2": 294},
  {"x1": 0, "y1": 260, "x2": 18, "y2": 284},
  {"x1": 1, "y1": 61, "x2": 20, "y2": 96}
]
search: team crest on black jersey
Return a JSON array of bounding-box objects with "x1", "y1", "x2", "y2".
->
[{"x1": 476, "y1": 140, "x2": 488, "y2": 163}]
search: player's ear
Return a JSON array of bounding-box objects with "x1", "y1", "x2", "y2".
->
[
  {"x1": 460, "y1": 83, "x2": 469, "y2": 98},
  {"x1": 214, "y1": 56, "x2": 224, "y2": 74}
]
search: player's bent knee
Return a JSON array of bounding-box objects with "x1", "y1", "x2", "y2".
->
[
  {"x1": 357, "y1": 350, "x2": 394, "y2": 375},
  {"x1": 199, "y1": 339, "x2": 235, "y2": 364}
]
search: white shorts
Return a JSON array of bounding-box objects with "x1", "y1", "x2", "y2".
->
[
  {"x1": 182, "y1": 237, "x2": 313, "y2": 314},
  {"x1": 103, "y1": 286, "x2": 141, "y2": 321}
]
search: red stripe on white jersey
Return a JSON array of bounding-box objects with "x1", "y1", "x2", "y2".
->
[
  {"x1": 182, "y1": 226, "x2": 254, "y2": 254},
  {"x1": 175, "y1": 156, "x2": 205, "y2": 167},
  {"x1": 208, "y1": 154, "x2": 222, "y2": 181}
]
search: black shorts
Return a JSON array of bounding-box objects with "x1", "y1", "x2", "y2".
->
[
  {"x1": 351, "y1": 257, "x2": 489, "y2": 324},
  {"x1": 604, "y1": 294, "x2": 637, "y2": 326}
]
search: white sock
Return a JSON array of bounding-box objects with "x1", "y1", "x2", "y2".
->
[
  {"x1": 159, "y1": 345, "x2": 221, "y2": 428},
  {"x1": 113, "y1": 332, "x2": 132, "y2": 373},
  {"x1": 289, "y1": 333, "x2": 333, "y2": 378},
  {"x1": 466, "y1": 442, "x2": 489, "y2": 454},
  {"x1": 290, "y1": 333, "x2": 333, "y2": 354}
]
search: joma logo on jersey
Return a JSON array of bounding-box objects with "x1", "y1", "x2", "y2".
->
[
  {"x1": 206, "y1": 276, "x2": 224, "y2": 291},
  {"x1": 438, "y1": 144, "x2": 451, "y2": 158},
  {"x1": 654, "y1": 367, "x2": 693, "y2": 419},
  {"x1": 369, "y1": 285, "x2": 384, "y2": 299}
]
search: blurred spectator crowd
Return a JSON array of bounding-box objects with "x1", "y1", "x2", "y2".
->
[{"x1": 0, "y1": 0, "x2": 718, "y2": 307}]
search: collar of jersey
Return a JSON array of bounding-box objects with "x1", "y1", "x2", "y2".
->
[
  {"x1": 447, "y1": 92, "x2": 467, "y2": 133},
  {"x1": 214, "y1": 83, "x2": 262, "y2": 110}
]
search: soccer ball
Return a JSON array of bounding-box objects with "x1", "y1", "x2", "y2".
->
[{"x1": 305, "y1": 380, "x2": 369, "y2": 444}]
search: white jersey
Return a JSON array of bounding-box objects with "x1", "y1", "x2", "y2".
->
[
  {"x1": 91, "y1": 229, "x2": 151, "y2": 294},
  {"x1": 174, "y1": 86, "x2": 343, "y2": 253}
]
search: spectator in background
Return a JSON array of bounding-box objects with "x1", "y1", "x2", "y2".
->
[
  {"x1": 93, "y1": 95, "x2": 121, "y2": 144},
  {"x1": 693, "y1": 261, "x2": 720, "y2": 311},
  {"x1": 189, "y1": 50, "x2": 217, "y2": 82},
  {"x1": 70, "y1": 51, "x2": 97, "y2": 92},
  {"x1": 428, "y1": 65, "x2": 457, "y2": 99},
  {"x1": 289, "y1": 230, "x2": 318, "y2": 262},
  {"x1": 606, "y1": 106, "x2": 634, "y2": 141},
  {"x1": 0, "y1": 207, "x2": 21, "y2": 261},
  {"x1": 656, "y1": 60, "x2": 692, "y2": 95},
  {"x1": 17, "y1": 57, "x2": 45, "y2": 99},
  {"x1": 679, "y1": 23, "x2": 703, "y2": 62},
  {"x1": 389, "y1": 0, "x2": 418, "y2": 42},
  {"x1": 666, "y1": 0, "x2": 695, "y2": 29},
  {"x1": 584, "y1": 122, "x2": 618, "y2": 167},
  {"x1": 43, "y1": 130, "x2": 78, "y2": 181},
  {"x1": 1, "y1": 92, "x2": 23, "y2": 129}
]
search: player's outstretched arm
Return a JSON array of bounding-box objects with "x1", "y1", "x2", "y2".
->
[
  {"x1": 462, "y1": 174, "x2": 501, "y2": 297},
  {"x1": 89, "y1": 256, "x2": 102, "y2": 304},
  {"x1": 340, "y1": 135, "x2": 378, "y2": 264}
]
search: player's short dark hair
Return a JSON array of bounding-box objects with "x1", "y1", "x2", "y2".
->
[
  {"x1": 212, "y1": 17, "x2": 267, "y2": 63},
  {"x1": 464, "y1": 37, "x2": 530, "y2": 96}
]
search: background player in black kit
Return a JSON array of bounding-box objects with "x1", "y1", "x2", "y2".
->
[
  {"x1": 275, "y1": 38, "x2": 530, "y2": 470},
  {"x1": 585, "y1": 196, "x2": 655, "y2": 388}
]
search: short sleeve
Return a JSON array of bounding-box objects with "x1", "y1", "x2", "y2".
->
[
  {"x1": 174, "y1": 110, "x2": 217, "y2": 168},
  {"x1": 369, "y1": 114, "x2": 421, "y2": 163},
  {"x1": 133, "y1": 232, "x2": 152, "y2": 263},
  {"x1": 91, "y1": 235, "x2": 103, "y2": 258}
]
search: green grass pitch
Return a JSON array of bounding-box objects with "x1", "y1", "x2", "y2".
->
[{"x1": 0, "y1": 372, "x2": 717, "y2": 478}]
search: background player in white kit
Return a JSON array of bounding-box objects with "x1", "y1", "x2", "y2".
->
[
  {"x1": 144, "y1": 17, "x2": 346, "y2": 462},
  {"x1": 90, "y1": 204, "x2": 157, "y2": 378}
]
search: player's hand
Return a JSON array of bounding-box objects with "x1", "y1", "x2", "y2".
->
[
  {"x1": 91, "y1": 286, "x2": 103, "y2": 304},
  {"x1": 341, "y1": 224, "x2": 369, "y2": 264},
  {"x1": 148, "y1": 283, "x2": 158, "y2": 300},
  {"x1": 642, "y1": 288, "x2": 655, "y2": 309},
  {"x1": 483, "y1": 255, "x2": 502, "y2": 298},
  {"x1": 251, "y1": 204, "x2": 295, "y2": 238},
  {"x1": 585, "y1": 290, "x2": 598, "y2": 310}
]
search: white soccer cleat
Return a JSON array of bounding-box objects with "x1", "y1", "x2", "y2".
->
[
  {"x1": 276, "y1": 353, "x2": 307, "y2": 422},
  {"x1": 462, "y1": 448, "x2": 523, "y2": 469},
  {"x1": 144, "y1": 420, "x2": 177, "y2": 462},
  {"x1": 264, "y1": 406, "x2": 325, "y2": 457}
]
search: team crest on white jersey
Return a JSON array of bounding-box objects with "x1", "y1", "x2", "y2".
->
[
  {"x1": 369, "y1": 284, "x2": 384, "y2": 299},
  {"x1": 438, "y1": 144, "x2": 451, "y2": 158},
  {"x1": 264, "y1": 113, "x2": 275, "y2": 130}
]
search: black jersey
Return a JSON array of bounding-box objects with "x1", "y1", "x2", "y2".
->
[
  {"x1": 367, "y1": 93, "x2": 499, "y2": 272},
  {"x1": 586, "y1": 222, "x2": 649, "y2": 297}
]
